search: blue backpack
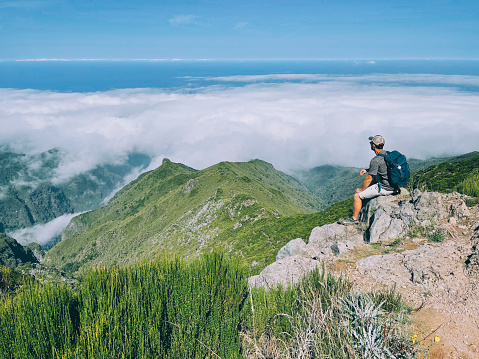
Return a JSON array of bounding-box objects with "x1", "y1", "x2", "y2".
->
[{"x1": 377, "y1": 150, "x2": 411, "y2": 189}]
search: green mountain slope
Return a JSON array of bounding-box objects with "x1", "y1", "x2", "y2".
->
[
  {"x1": 409, "y1": 152, "x2": 479, "y2": 198},
  {"x1": 44, "y1": 159, "x2": 324, "y2": 273},
  {"x1": 294, "y1": 165, "x2": 363, "y2": 208},
  {"x1": 0, "y1": 148, "x2": 150, "y2": 234},
  {"x1": 293, "y1": 151, "x2": 479, "y2": 208}
]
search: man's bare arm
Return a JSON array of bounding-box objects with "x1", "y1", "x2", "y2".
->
[{"x1": 356, "y1": 174, "x2": 373, "y2": 193}]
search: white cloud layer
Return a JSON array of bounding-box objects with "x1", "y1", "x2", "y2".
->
[
  {"x1": 7, "y1": 212, "x2": 82, "y2": 247},
  {"x1": 1, "y1": 74, "x2": 478, "y2": 180}
]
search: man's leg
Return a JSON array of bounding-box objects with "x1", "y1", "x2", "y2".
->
[
  {"x1": 356, "y1": 184, "x2": 394, "y2": 218},
  {"x1": 353, "y1": 192, "x2": 362, "y2": 220}
]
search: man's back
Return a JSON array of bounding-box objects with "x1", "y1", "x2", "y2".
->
[{"x1": 368, "y1": 150, "x2": 394, "y2": 191}]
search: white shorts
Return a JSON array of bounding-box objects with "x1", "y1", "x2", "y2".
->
[{"x1": 358, "y1": 183, "x2": 394, "y2": 200}]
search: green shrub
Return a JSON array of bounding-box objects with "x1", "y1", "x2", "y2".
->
[
  {"x1": 0, "y1": 255, "x2": 415, "y2": 359},
  {"x1": 428, "y1": 229, "x2": 446, "y2": 243},
  {"x1": 242, "y1": 268, "x2": 414, "y2": 359}
]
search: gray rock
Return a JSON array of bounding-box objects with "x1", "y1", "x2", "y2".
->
[
  {"x1": 360, "y1": 191, "x2": 451, "y2": 243},
  {"x1": 183, "y1": 179, "x2": 199, "y2": 194},
  {"x1": 249, "y1": 191, "x2": 476, "y2": 291},
  {"x1": 413, "y1": 192, "x2": 447, "y2": 221},
  {"x1": 248, "y1": 255, "x2": 322, "y2": 289},
  {"x1": 307, "y1": 223, "x2": 364, "y2": 256},
  {"x1": 276, "y1": 238, "x2": 312, "y2": 261},
  {"x1": 331, "y1": 241, "x2": 348, "y2": 255},
  {"x1": 450, "y1": 201, "x2": 471, "y2": 219},
  {"x1": 309, "y1": 223, "x2": 363, "y2": 246},
  {"x1": 357, "y1": 242, "x2": 471, "y2": 289},
  {"x1": 367, "y1": 207, "x2": 408, "y2": 244}
]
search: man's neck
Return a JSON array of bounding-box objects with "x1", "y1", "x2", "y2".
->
[{"x1": 374, "y1": 148, "x2": 384, "y2": 155}]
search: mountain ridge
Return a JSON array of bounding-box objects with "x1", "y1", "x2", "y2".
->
[{"x1": 44, "y1": 158, "x2": 324, "y2": 273}]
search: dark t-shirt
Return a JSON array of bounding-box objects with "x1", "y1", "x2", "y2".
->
[{"x1": 367, "y1": 150, "x2": 394, "y2": 191}]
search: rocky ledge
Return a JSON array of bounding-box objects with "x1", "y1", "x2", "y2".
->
[{"x1": 249, "y1": 189, "x2": 479, "y2": 358}]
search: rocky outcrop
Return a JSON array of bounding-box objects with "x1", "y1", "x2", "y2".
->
[
  {"x1": 249, "y1": 190, "x2": 477, "y2": 289},
  {"x1": 0, "y1": 233, "x2": 43, "y2": 268},
  {"x1": 249, "y1": 190, "x2": 479, "y2": 358},
  {"x1": 248, "y1": 256, "x2": 322, "y2": 289},
  {"x1": 355, "y1": 242, "x2": 471, "y2": 289}
]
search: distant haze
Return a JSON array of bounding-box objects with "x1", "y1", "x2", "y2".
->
[{"x1": 1, "y1": 73, "x2": 479, "y2": 180}]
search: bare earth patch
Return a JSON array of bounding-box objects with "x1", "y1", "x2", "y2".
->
[{"x1": 330, "y1": 222, "x2": 479, "y2": 359}]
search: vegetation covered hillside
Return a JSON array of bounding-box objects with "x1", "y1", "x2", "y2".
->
[
  {"x1": 294, "y1": 164, "x2": 363, "y2": 208},
  {"x1": 1, "y1": 254, "x2": 415, "y2": 359},
  {"x1": 409, "y1": 152, "x2": 479, "y2": 200},
  {"x1": 44, "y1": 159, "x2": 336, "y2": 273},
  {"x1": 294, "y1": 151, "x2": 479, "y2": 208},
  {"x1": 0, "y1": 148, "x2": 150, "y2": 235}
]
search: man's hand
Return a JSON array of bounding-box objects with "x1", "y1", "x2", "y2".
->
[
  {"x1": 360, "y1": 169, "x2": 367, "y2": 175},
  {"x1": 355, "y1": 188, "x2": 362, "y2": 194}
]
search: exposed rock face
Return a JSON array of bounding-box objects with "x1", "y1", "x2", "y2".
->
[
  {"x1": 253, "y1": 221, "x2": 365, "y2": 289},
  {"x1": 248, "y1": 256, "x2": 322, "y2": 289},
  {"x1": 249, "y1": 190, "x2": 479, "y2": 358},
  {"x1": 309, "y1": 223, "x2": 364, "y2": 255},
  {"x1": 276, "y1": 238, "x2": 311, "y2": 260},
  {"x1": 250, "y1": 190, "x2": 476, "y2": 289},
  {"x1": 183, "y1": 179, "x2": 199, "y2": 194},
  {"x1": 360, "y1": 189, "x2": 471, "y2": 244},
  {"x1": 355, "y1": 243, "x2": 470, "y2": 289}
]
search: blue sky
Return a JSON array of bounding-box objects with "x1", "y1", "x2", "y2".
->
[{"x1": 1, "y1": 0, "x2": 478, "y2": 60}]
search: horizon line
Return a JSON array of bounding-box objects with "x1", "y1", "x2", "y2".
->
[{"x1": 2, "y1": 57, "x2": 479, "y2": 63}]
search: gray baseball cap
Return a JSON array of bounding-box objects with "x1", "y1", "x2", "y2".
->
[{"x1": 368, "y1": 135, "x2": 385, "y2": 146}]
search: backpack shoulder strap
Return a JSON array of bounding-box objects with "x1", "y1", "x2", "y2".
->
[{"x1": 374, "y1": 151, "x2": 390, "y2": 192}]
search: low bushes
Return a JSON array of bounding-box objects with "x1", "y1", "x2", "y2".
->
[{"x1": 0, "y1": 255, "x2": 414, "y2": 359}]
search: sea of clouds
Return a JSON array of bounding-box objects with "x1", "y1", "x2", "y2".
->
[
  {"x1": 2, "y1": 73, "x2": 479, "y2": 246},
  {"x1": 1, "y1": 73, "x2": 478, "y2": 178}
]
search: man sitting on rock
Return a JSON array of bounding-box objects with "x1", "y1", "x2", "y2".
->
[{"x1": 340, "y1": 135, "x2": 395, "y2": 225}]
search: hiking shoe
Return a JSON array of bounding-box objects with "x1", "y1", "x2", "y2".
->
[{"x1": 339, "y1": 217, "x2": 359, "y2": 225}]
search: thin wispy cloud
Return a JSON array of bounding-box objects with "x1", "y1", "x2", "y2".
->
[
  {"x1": 168, "y1": 14, "x2": 200, "y2": 26},
  {"x1": 0, "y1": 74, "x2": 478, "y2": 180},
  {"x1": 0, "y1": 0, "x2": 54, "y2": 10},
  {"x1": 8, "y1": 212, "x2": 82, "y2": 247},
  {"x1": 234, "y1": 22, "x2": 248, "y2": 29}
]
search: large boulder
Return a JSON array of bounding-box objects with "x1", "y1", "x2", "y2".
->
[
  {"x1": 308, "y1": 223, "x2": 364, "y2": 255},
  {"x1": 356, "y1": 241, "x2": 471, "y2": 295},
  {"x1": 276, "y1": 238, "x2": 313, "y2": 261},
  {"x1": 248, "y1": 256, "x2": 321, "y2": 289},
  {"x1": 359, "y1": 190, "x2": 468, "y2": 243}
]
